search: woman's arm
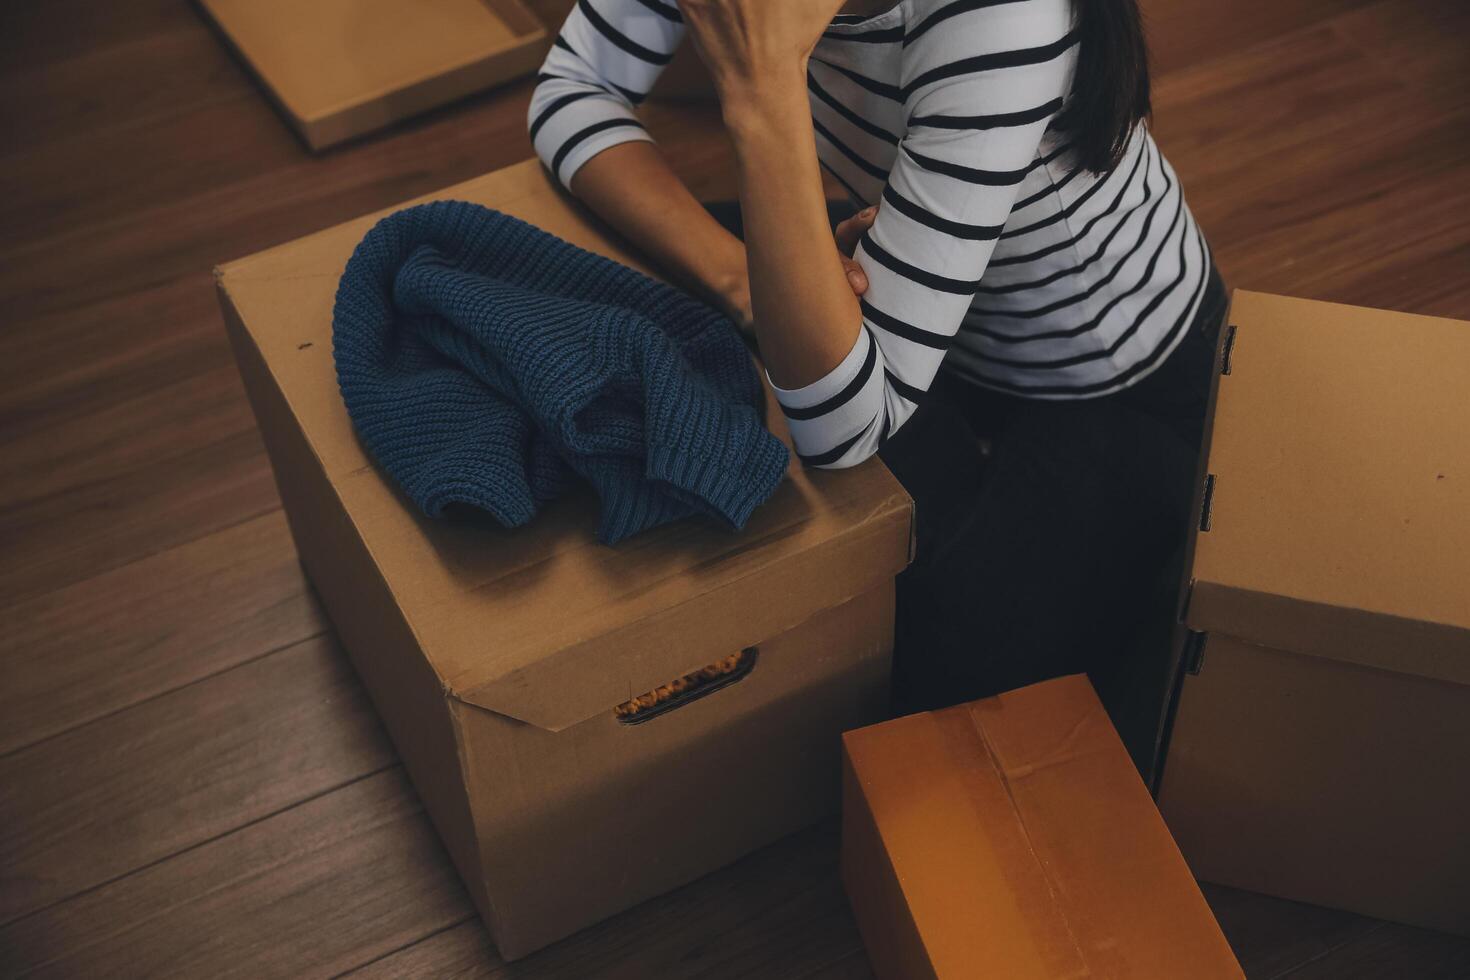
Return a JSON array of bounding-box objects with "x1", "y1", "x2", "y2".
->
[
  {"x1": 730, "y1": 0, "x2": 1079, "y2": 468},
  {"x1": 528, "y1": 1, "x2": 752, "y2": 324},
  {"x1": 530, "y1": 0, "x2": 871, "y2": 342},
  {"x1": 680, "y1": 1, "x2": 864, "y2": 391},
  {"x1": 722, "y1": 71, "x2": 867, "y2": 390},
  {"x1": 568, "y1": 142, "x2": 752, "y2": 333}
]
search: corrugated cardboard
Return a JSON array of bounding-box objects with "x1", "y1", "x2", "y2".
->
[
  {"x1": 215, "y1": 158, "x2": 915, "y2": 958},
  {"x1": 1158, "y1": 290, "x2": 1470, "y2": 936},
  {"x1": 199, "y1": 0, "x2": 548, "y2": 150},
  {"x1": 842, "y1": 675, "x2": 1243, "y2": 979}
]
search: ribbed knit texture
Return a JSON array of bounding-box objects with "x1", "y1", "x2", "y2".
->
[{"x1": 332, "y1": 200, "x2": 788, "y2": 545}]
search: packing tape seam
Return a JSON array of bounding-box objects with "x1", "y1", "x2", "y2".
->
[{"x1": 962, "y1": 706, "x2": 1092, "y2": 977}]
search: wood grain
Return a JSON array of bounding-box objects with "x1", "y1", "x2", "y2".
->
[
  {"x1": 1138, "y1": 0, "x2": 1381, "y2": 75},
  {"x1": 0, "y1": 768, "x2": 466, "y2": 980},
  {"x1": 0, "y1": 510, "x2": 324, "y2": 755},
  {"x1": 0, "y1": 426, "x2": 279, "y2": 604},
  {"x1": 0, "y1": 18, "x2": 248, "y2": 153},
  {"x1": 2, "y1": 0, "x2": 1468, "y2": 976},
  {"x1": 344, "y1": 822, "x2": 866, "y2": 980},
  {"x1": 1199, "y1": 884, "x2": 1379, "y2": 980},
  {"x1": 1332, "y1": 0, "x2": 1470, "y2": 119},
  {"x1": 0, "y1": 635, "x2": 391, "y2": 922},
  {"x1": 1150, "y1": 23, "x2": 1470, "y2": 317},
  {"x1": 1283, "y1": 922, "x2": 1470, "y2": 980}
]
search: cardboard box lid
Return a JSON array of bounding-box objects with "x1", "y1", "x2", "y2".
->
[
  {"x1": 216, "y1": 160, "x2": 914, "y2": 733},
  {"x1": 1186, "y1": 290, "x2": 1470, "y2": 686},
  {"x1": 843, "y1": 674, "x2": 1242, "y2": 978},
  {"x1": 200, "y1": 0, "x2": 546, "y2": 147}
]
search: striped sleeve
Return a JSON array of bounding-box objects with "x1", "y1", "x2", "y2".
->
[
  {"x1": 770, "y1": 0, "x2": 1079, "y2": 468},
  {"x1": 527, "y1": 0, "x2": 686, "y2": 189}
]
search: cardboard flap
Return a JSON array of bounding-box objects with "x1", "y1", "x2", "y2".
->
[
  {"x1": 343, "y1": 441, "x2": 911, "y2": 732},
  {"x1": 441, "y1": 470, "x2": 911, "y2": 731},
  {"x1": 1187, "y1": 290, "x2": 1470, "y2": 683},
  {"x1": 218, "y1": 160, "x2": 916, "y2": 734}
]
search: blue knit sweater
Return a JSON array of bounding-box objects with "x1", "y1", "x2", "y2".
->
[{"x1": 332, "y1": 200, "x2": 789, "y2": 545}]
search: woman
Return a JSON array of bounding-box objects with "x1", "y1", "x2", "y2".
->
[{"x1": 527, "y1": 0, "x2": 1226, "y2": 727}]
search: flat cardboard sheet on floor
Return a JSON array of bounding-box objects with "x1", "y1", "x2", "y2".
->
[
  {"x1": 1159, "y1": 290, "x2": 1470, "y2": 935},
  {"x1": 200, "y1": 0, "x2": 547, "y2": 150},
  {"x1": 843, "y1": 674, "x2": 1242, "y2": 980},
  {"x1": 215, "y1": 159, "x2": 914, "y2": 958}
]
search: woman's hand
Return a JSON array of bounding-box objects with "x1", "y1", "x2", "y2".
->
[
  {"x1": 680, "y1": 0, "x2": 850, "y2": 103},
  {"x1": 834, "y1": 204, "x2": 878, "y2": 296}
]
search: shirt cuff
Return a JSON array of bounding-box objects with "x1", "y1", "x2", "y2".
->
[
  {"x1": 555, "y1": 125, "x2": 655, "y2": 190},
  {"x1": 764, "y1": 326, "x2": 870, "y2": 411}
]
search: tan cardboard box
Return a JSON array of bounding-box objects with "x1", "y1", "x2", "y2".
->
[
  {"x1": 1158, "y1": 290, "x2": 1470, "y2": 936},
  {"x1": 214, "y1": 159, "x2": 914, "y2": 959},
  {"x1": 842, "y1": 674, "x2": 1243, "y2": 979},
  {"x1": 199, "y1": 0, "x2": 548, "y2": 150}
]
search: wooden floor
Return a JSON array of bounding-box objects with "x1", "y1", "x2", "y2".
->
[{"x1": 2, "y1": 1, "x2": 1468, "y2": 976}]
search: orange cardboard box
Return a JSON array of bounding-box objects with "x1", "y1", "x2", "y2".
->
[
  {"x1": 199, "y1": 0, "x2": 548, "y2": 150},
  {"x1": 1157, "y1": 291, "x2": 1470, "y2": 936},
  {"x1": 842, "y1": 674, "x2": 1243, "y2": 980},
  {"x1": 214, "y1": 159, "x2": 914, "y2": 959}
]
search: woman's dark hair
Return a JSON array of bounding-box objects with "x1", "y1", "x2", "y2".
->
[{"x1": 1056, "y1": 0, "x2": 1153, "y2": 174}]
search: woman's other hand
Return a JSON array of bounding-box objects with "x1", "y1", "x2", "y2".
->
[
  {"x1": 680, "y1": 0, "x2": 850, "y2": 100},
  {"x1": 835, "y1": 204, "x2": 878, "y2": 296}
]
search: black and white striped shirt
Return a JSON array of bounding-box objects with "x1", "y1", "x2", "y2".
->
[{"x1": 528, "y1": 0, "x2": 1211, "y2": 468}]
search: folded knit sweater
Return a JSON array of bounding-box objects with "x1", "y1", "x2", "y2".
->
[{"x1": 332, "y1": 200, "x2": 788, "y2": 546}]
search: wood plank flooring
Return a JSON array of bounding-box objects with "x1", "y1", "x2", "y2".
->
[{"x1": 3, "y1": 1, "x2": 1468, "y2": 976}]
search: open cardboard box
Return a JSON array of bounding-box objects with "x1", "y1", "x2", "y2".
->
[
  {"x1": 199, "y1": 0, "x2": 549, "y2": 150},
  {"x1": 214, "y1": 159, "x2": 914, "y2": 959},
  {"x1": 1156, "y1": 290, "x2": 1470, "y2": 936}
]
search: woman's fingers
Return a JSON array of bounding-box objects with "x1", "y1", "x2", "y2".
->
[
  {"x1": 834, "y1": 204, "x2": 879, "y2": 258},
  {"x1": 834, "y1": 204, "x2": 877, "y2": 294},
  {"x1": 841, "y1": 254, "x2": 868, "y2": 295}
]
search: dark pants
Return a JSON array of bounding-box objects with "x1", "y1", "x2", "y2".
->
[
  {"x1": 879, "y1": 268, "x2": 1228, "y2": 740},
  {"x1": 705, "y1": 199, "x2": 1228, "y2": 767}
]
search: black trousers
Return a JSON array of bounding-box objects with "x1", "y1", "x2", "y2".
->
[
  {"x1": 705, "y1": 199, "x2": 1228, "y2": 765},
  {"x1": 879, "y1": 266, "x2": 1228, "y2": 738}
]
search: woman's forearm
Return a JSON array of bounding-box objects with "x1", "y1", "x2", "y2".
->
[
  {"x1": 723, "y1": 78, "x2": 863, "y2": 390},
  {"x1": 568, "y1": 141, "x2": 749, "y2": 316}
]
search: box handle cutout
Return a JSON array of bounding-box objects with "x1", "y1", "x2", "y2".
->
[
  {"x1": 1198, "y1": 473, "x2": 1217, "y2": 532},
  {"x1": 614, "y1": 648, "x2": 759, "y2": 726},
  {"x1": 1219, "y1": 324, "x2": 1238, "y2": 375}
]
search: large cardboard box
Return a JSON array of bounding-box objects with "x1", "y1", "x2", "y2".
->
[
  {"x1": 842, "y1": 675, "x2": 1243, "y2": 979},
  {"x1": 1157, "y1": 290, "x2": 1470, "y2": 936},
  {"x1": 199, "y1": 0, "x2": 548, "y2": 150},
  {"x1": 214, "y1": 159, "x2": 914, "y2": 958}
]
